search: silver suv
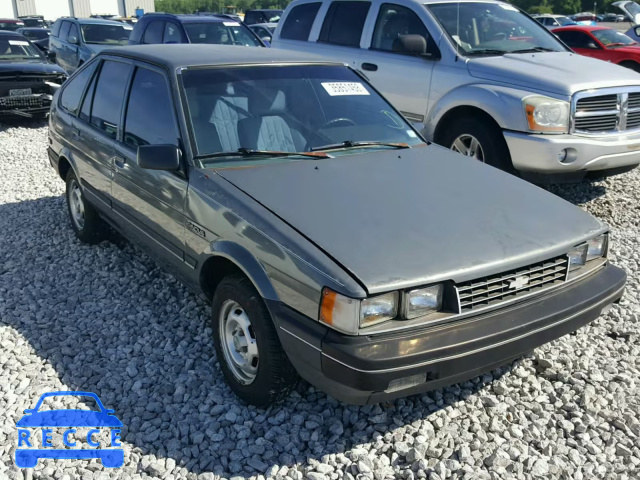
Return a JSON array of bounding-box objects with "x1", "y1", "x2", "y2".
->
[{"x1": 272, "y1": 0, "x2": 640, "y2": 181}]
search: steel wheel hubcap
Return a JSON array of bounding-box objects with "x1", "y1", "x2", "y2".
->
[
  {"x1": 219, "y1": 300, "x2": 258, "y2": 385},
  {"x1": 451, "y1": 134, "x2": 485, "y2": 162},
  {"x1": 68, "y1": 179, "x2": 85, "y2": 230}
]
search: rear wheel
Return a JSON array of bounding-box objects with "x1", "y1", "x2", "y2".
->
[
  {"x1": 620, "y1": 61, "x2": 640, "y2": 73},
  {"x1": 211, "y1": 274, "x2": 298, "y2": 407},
  {"x1": 65, "y1": 170, "x2": 107, "y2": 244},
  {"x1": 439, "y1": 117, "x2": 515, "y2": 174}
]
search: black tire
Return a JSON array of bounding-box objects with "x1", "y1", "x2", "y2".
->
[
  {"x1": 211, "y1": 274, "x2": 298, "y2": 407},
  {"x1": 439, "y1": 116, "x2": 515, "y2": 174},
  {"x1": 620, "y1": 61, "x2": 640, "y2": 73},
  {"x1": 65, "y1": 170, "x2": 107, "y2": 244}
]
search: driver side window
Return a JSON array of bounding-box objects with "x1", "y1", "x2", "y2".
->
[
  {"x1": 558, "y1": 31, "x2": 599, "y2": 49},
  {"x1": 371, "y1": 4, "x2": 429, "y2": 52}
]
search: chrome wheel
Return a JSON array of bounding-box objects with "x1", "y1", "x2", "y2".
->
[
  {"x1": 219, "y1": 300, "x2": 258, "y2": 385},
  {"x1": 451, "y1": 134, "x2": 485, "y2": 162},
  {"x1": 68, "y1": 179, "x2": 85, "y2": 230}
]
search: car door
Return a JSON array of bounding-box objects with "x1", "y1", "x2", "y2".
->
[
  {"x1": 74, "y1": 58, "x2": 133, "y2": 209},
  {"x1": 358, "y1": 2, "x2": 435, "y2": 124},
  {"x1": 65, "y1": 22, "x2": 80, "y2": 71},
  {"x1": 56, "y1": 20, "x2": 72, "y2": 71},
  {"x1": 111, "y1": 64, "x2": 187, "y2": 271}
]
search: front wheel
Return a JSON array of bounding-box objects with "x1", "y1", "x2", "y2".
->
[
  {"x1": 440, "y1": 117, "x2": 515, "y2": 174},
  {"x1": 211, "y1": 274, "x2": 298, "y2": 407}
]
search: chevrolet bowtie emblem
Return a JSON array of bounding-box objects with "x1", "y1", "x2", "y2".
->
[{"x1": 509, "y1": 275, "x2": 530, "y2": 290}]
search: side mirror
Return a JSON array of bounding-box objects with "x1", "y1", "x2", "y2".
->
[
  {"x1": 137, "y1": 144, "x2": 181, "y2": 170},
  {"x1": 587, "y1": 41, "x2": 599, "y2": 49},
  {"x1": 261, "y1": 36, "x2": 272, "y2": 45},
  {"x1": 47, "y1": 51, "x2": 56, "y2": 61},
  {"x1": 635, "y1": 26, "x2": 640, "y2": 37},
  {"x1": 393, "y1": 34, "x2": 426, "y2": 55},
  {"x1": 68, "y1": 34, "x2": 78, "y2": 45}
]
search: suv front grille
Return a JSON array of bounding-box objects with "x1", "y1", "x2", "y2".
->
[
  {"x1": 573, "y1": 90, "x2": 640, "y2": 134},
  {"x1": 456, "y1": 255, "x2": 568, "y2": 312}
]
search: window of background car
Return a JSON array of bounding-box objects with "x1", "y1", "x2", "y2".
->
[
  {"x1": 82, "y1": 24, "x2": 131, "y2": 45},
  {"x1": 163, "y1": 22, "x2": 182, "y2": 43},
  {"x1": 143, "y1": 20, "x2": 164, "y2": 43},
  {"x1": 319, "y1": 1, "x2": 371, "y2": 47},
  {"x1": 372, "y1": 4, "x2": 429, "y2": 51},
  {"x1": 184, "y1": 22, "x2": 260, "y2": 46},
  {"x1": 181, "y1": 65, "x2": 422, "y2": 162},
  {"x1": 244, "y1": 11, "x2": 259, "y2": 24},
  {"x1": 280, "y1": 3, "x2": 321, "y2": 41},
  {"x1": 427, "y1": 2, "x2": 566, "y2": 55},
  {"x1": 51, "y1": 19, "x2": 62, "y2": 37},
  {"x1": 592, "y1": 28, "x2": 636, "y2": 46},
  {"x1": 90, "y1": 60, "x2": 132, "y2": 138},
  {"x1": 555, "y1": 30, "x2": 599, "y2": 48},
  {"x1": 59, "y1": 21, "x2": 72, "y2": 41},
  {"x1": 124, "y1": 68, "x2": 179, "y2": 148},
  {"x1": 59, "y1": 61, "x2": 99, "y2": 115}
]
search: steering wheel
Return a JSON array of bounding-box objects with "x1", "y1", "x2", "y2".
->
[
  {"x1": 492, "y1": 32, "x2": 507, "y2": 41},
  {"x1": 322, "y1": 118, "x2": 357, "y2": 128}
]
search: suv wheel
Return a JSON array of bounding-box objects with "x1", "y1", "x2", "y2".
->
[
  {"x1": 65, "y1": 170, "x2": 107, "y2": 244},
  {"x1": 211, "y1": 274, "x2": 298, "y2": 406},
  {"x1": 441, "y1": 117, "x2": 515, "y2": 173}
]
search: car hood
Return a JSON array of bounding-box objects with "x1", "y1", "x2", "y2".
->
[
  {"x1": 16, "y1": 410, "x2": 122, "y2": 427},
  {"x1": 0, "y1": 60, "x2": 65, "y2": 76},
  {"x1": 606, "y1": 45, "x2": 640, "y2": 54},
  {"x1": 215, "y1": 146, "x2": 606, "y2": 294},
  {"x1": 467, "y1": 51, "x2": 640, "y2": 96}
]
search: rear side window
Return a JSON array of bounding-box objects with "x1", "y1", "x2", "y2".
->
[
  {"x1": 90, "y1": 60, "x2": 132, "y2": 138},
  {"x1": 143, "y1": 20, "x2": 164, "y2": 44},
  {"x1": 280, "y1": 2, "x2": 321, "y2": 41},
  {"x1": 319, "y1": 1, "x2": 371, "y2": 47},
  {"x1": 59, "y1": 61, "x2": 99, "y2": 115},
  {"x1": 51, "y1": 19, "x2": 61, "y2": 37},
  {"x1": 79, "y1": 65, "x2": 98, "y2": 123},
  {"x1": 124, "y1": 68, "x2": 179, "y2": 148}
]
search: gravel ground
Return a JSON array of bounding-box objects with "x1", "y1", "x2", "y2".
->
[{"x1": 0, "y1": 121, "x2": 639, "y2": 480}]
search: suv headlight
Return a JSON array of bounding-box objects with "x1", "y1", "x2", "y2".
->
[
  {"x1": 568, "y1": 233, "x2": 607, "y2": 271},
  {"x1": 523, "y1": 96, "x2": 570, "y2": 133},
  {"x1": 403, "y1": 285, "x2": 443, "y2": 319},
  {"x1": 320, "y1": 289, "x2": 398, "y2": 334}
]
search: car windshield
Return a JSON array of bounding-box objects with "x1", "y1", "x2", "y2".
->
[
  {"x1": 0, "y1": 22, "x2": 24, "y2": 31},
  {"x1": 80, "y1": 23, "x2": 132, "y2": 45},
  {"x1": 0, "y1": 37, "x2": 42, "y2": 59},
  {"x1": 556, "y1": 16, "x2": 575, "y2": 25},
  {"x1": 592, "y1": 28, "x2": 637, "y2": 46},
  {"x1": 184, "y1": 22, "x2": 261, "y2": 46},
  {"x1": 426, "y1": 2, "x2": 566, "y2": 55},
  {"x1": 182, "y1": 64, "x2": 423, "y2": 165}
]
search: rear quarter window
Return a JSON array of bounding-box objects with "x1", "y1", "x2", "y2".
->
[
  {"x1": 59, "y1": 61, "x2": 99, "y2": 115},
  {"x1": 280, "y1": 2, "x2": 321, "y2": 41}
]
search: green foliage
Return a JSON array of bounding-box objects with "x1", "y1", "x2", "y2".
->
[
  {"x1": 155, "y1": 0, "x2": 292, "y2": 13},
  {"x1": 509, "y1": 0, "x2": 618, "y2": 15}
]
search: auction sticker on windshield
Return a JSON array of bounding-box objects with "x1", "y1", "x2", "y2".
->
[
  {"x1": 321, "y1": 82, "x2": 370, "y2": 96},
  {"x1": 8, "y1": 40, "x2": 29, "y2": 46}
]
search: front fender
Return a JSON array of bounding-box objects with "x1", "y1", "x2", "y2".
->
[
  {"x1": 424, "y1": 84, "x2": 535, "y2": 140},
  {"x1": 207, "y1": 240, "x2": 280, "y2": 302}
]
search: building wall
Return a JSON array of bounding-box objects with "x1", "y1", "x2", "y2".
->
[
  {"x1": 15, "y1": 0, "x2": 37, "y2": 16},
  {"x1": 71, "y1": 0, "x2": 91, "y2": 18},
  {"x1": 0, "y1": 0, "x2": 153, "y2": 19},
  {"x1": 0, "y1": 0, "x2": 16, "y2": 18}
]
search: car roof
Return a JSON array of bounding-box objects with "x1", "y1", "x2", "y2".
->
[
  {"x1": 102, "y1": 44, "x2": 341, "y2": 69},
  {"x1": 246, "y1": 9, "x2": 282, "y2": 11},
  {"x1": 65, "y1": 17, "x2": 126, "y2": 26},
  {"x1": 553, "y1": 25, "x2": 607, "y2": 31},
  {"x1": 17, "y1": 27, "x2": 49, "y2": 31},
  {"x1": 144, "y1": 13, "x2": 231, "y2": 23}
]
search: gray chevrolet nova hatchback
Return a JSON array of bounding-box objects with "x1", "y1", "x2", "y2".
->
[{"x1": 48, "y1": 45, "x2": 626, "y2": 406}]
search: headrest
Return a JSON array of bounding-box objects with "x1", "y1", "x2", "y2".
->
[{"x1": 249, "y1": 89, "x2": 286, "y2": 116}]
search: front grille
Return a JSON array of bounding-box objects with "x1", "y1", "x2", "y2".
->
[
  {"x1": 0, "y1": 94, "x2": 50, "y2": 110},
  {"x1": 456, "y1": 255, "x2": 568, "y2": 312},
  {"x1": 573, "y1": 90, "x2": 640, "y2": 134}
]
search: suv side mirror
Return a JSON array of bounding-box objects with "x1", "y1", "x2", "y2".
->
[
  {"x1": 586, "y1": 41, "x2": 600, "y2": 49},
  {"x1": 68, "y1": 34, "x2": 78, "y2": 45},
  {"x1": 635, "y1": 26, "x2": 640, "y2": 37},
  {"x1": 137, "y1": 144, "x2": 181, "y2": 170},
  {"x1": 261, "y1": 36, "x2": 272, "y2": 45},
  {"x1": 392, "y1": 34, "x2": 440, "y2": 59},
  {"x1": 47, "y1": 51, "x2": 56, "y2": 62}
]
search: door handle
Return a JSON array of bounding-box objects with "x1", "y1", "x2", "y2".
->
[
  {"x1": 362, "y1": 62, "x2": 378, "y2": 71},
  {"x1": 71, "y1": 127, "x2": 80, "y2": 138},
  {"x1": 114, "y1": 156, "x2": 127, "y2": 169}
]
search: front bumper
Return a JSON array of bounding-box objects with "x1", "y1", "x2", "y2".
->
[
  {"x1": 504, "y1": 130, "x2": 640, "y2": 174},
  {"x1": 274, "y1": 263, "x2": 625, "y2": 405}
]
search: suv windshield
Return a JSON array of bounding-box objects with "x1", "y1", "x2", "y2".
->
[
  {"x1": 182, "y1": 65, "x2": 423, "y2": 164},
  {"x1": 427, "y1": 2, "x2": 566, "y2": 55},
  {"x1": 184, "y1": 22, "x2": 261, "y2": 46},
  {"x1": 0, "y1": 37, "x2": 42, "y2": 59},
  {"x1": 592, "y1": 28, "x2": 637, "y2": 46},
  {"x1": 80, "y1": 23, "x2": 132, "y2": 45}
]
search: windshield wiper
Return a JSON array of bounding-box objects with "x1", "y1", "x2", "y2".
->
[
  {"x1": 466, "y1": 49, "x2": 507, "y2": 56},
  {"x1": 196, "y1": 147, "x2": 332, "y2": 161},
  {"x1": 607, "y1": 43, "x2": 633, "y2": 47},
  {"x1": 310, "y1": 140, "x2": 411, "y2": 152},
  {"x1": 509, "y1": 47, "x2": 558, "y2": 53}
]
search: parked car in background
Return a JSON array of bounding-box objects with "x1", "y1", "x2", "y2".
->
[
  {"x1": 272, "y1": 0, "x2": 640, "y2": 181},
  {"x1": 625, "y1": 24, "x2": 640, "y2": 41},
  {"x1": 532, "y1": 14, "x2": 577, "y2": 28},
  {"x1": 243, "y1": 9, "x2": 283, "y2": 25},
  {"x1": 18, "y1": 16, "x2": 46, "y2": 28},
  {"x1": 129, "y1": 13, "x2": 263, "y2": 47},
  {"x1": 0, "y1": 19, "x2": 25, "y2": 32},
  {"x1": 49, "y1": 17, "x2": 133, "y2": 73},
  {"x1": 48, "y1": 44, "x2": 626, "y2": 406},
  {"x1": 249, "y1": 22, "x2": 277, "y2": 42},
  {"x1": 553, "y1": 25, "x2": 640, "y2": 71},
  {"x1": 16, "y1": 27, "x2": 50, "y2": 52},
  {"x1": 571, "y1": 12, "x2": 598, "y2": 25},
  {"x1": 0, "y1": 31, "x2": 66, "y2": 118}
]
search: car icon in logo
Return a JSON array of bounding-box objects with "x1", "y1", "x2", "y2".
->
[{"x1": 15, "y1": 391, "x2": 123, "y2": 468}]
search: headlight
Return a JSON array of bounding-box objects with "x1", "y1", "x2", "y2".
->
[
  {"x1": 403, "y1": 285, "x2": 443, "y2": 319},
  {"x1": 320, "y1": 289, "x2": 398, "y2": 334},
  {"x1": 568, "y1": 244, "x2": 588, "y2": 271},
  {"x1": 587, "y1": 233, "x2": 607, "y2": 261},
  {"x1": 523, "y1": 96, "x2": 570, "y2": 133}
]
